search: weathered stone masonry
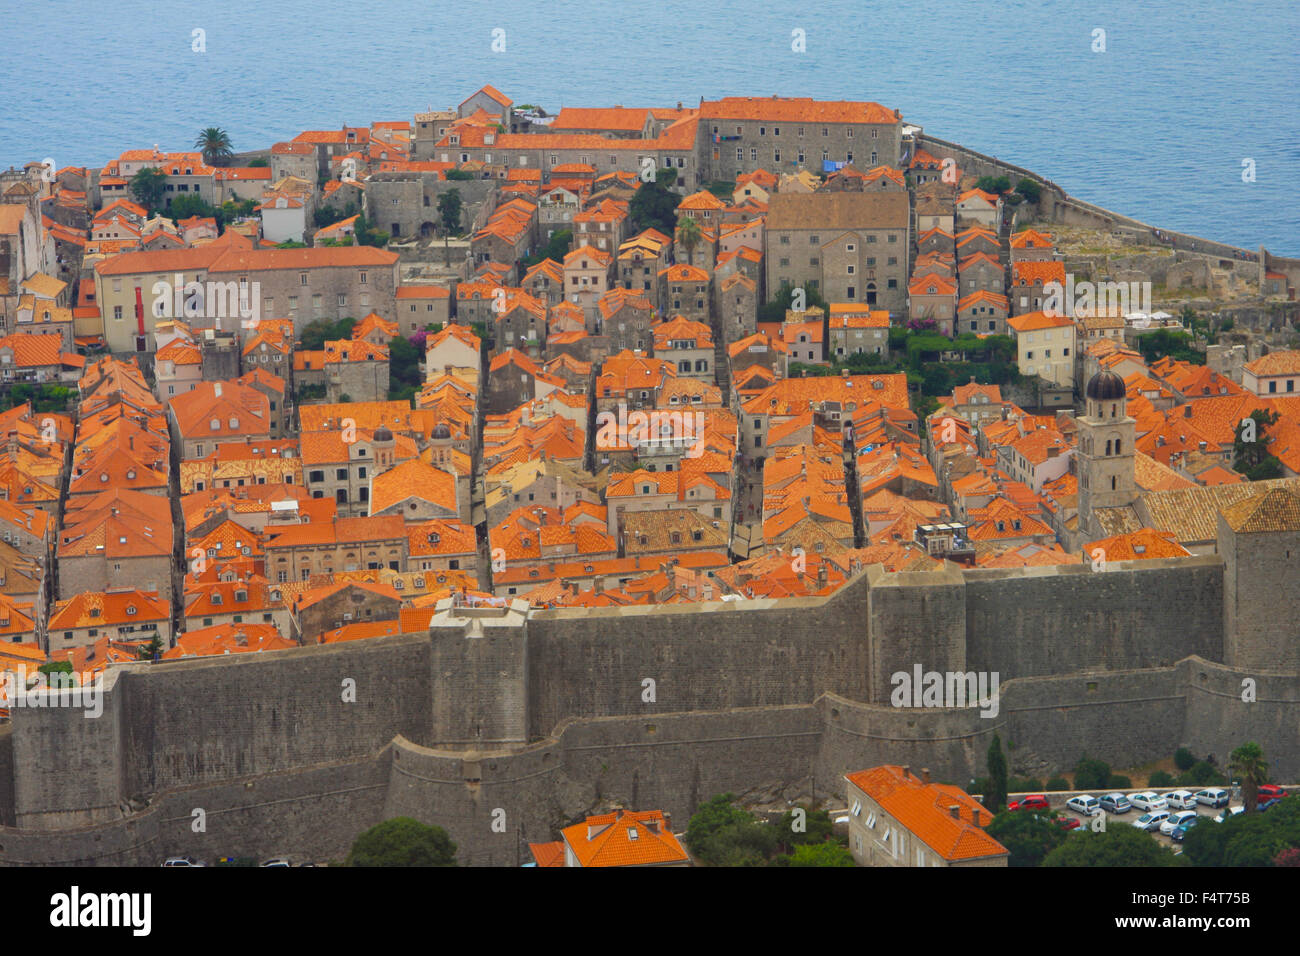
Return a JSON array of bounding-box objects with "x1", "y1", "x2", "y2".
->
[{"x1": 0, "y1": 539, "x2": 1296, "y2": 866}]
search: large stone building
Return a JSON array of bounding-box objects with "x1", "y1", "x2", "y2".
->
[
  {"x1": 697, "y1": 97, "x2": 903, "y2": 182},
  {"x1": 93, "y1": 246, "x2": 400, "y2": 352},
  {"x1": 765, "y1": 192, "x2": 910, "y2": 313}
]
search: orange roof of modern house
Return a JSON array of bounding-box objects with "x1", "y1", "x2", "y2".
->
[
  {"x1": 559, "y1": 809, "x2": 688, "y2": 867},
  {"x1": 845, "y1": 765, "x2": 1007, "y2": 862}
]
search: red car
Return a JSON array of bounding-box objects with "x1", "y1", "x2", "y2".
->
[
  {"x1": 1257, "y1": 784, "x2": 1289, "y2": 800},
  {"x1": 1055, "y1": 816, "x2": 1082, "y2": 831},
  {"x1": 1009, "y1": 794, "x2": 1050, "y2": 812}
]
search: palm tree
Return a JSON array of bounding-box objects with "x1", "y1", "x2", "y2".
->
[
  {"x1": 1228, "y1": 742, "x2": 1269, "y2": 812},
  {"x1": 676, "y1": 216, "x2": 703, "y2": 267},
  {"x1": 195, "y1": 127, "x2": 234, "y2": 167}
]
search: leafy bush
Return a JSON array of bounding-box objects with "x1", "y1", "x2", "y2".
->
[
  {"x1": 1073, "y1": 755, "x2": 1111, "y2": 790},
  {"x1": 1148, "y1": 770, "x2": 1176, "y2": 787},
  {"x1": 346, "y1": 817, "x2": 457, "y2": 866},
  {"x1": 1174, "y1": 748, "x2": 1197, "y2": 771},
  {"x1": 1108, "y1": 775, "x2": 1132, "y2": 790},
  {"x1": 1046, "y1": 776, "x2": 1071, "y2": 792},
  {"x1": 1009, "y1": 777, "x2": 1043, "y2": 793},
  {"x1": 1178, "y1": 762, "x2": 1226, "y2": 787}
]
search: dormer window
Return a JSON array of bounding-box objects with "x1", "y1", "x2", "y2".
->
[
  {"x1": 126, "y1": 605, "x2": 137, "y2": 615},
  {"x1": 210, "y1": 418, "x2": 220, "y2": 430}
]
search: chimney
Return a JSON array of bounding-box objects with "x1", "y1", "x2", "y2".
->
[
  {"x1": 662, "y1": 811, "x2": 672, "y2": 832},
  {"x1": 949, "y1": 804, "x2": 960, "y2": 819},
  {"x1": 921, "y1": 767, "x2": 931, "y2": 784},
  {"x1": 214, "y1": 382, "x2": 223, "y2": 397},
  {"x1": 817, "y1": 563, "x2": 828, "y2": 588},
  {"x1": 593, "y1": 577, "x2": 604, "y2": 594},
  {"x1": 972, "y1": 808, "x2": 981, "y2": 826},
  {"x1": 902, "y1": 764, "x2": 911, "y2": 779},
  {"x1": 1183, "y1": 403, "x2": 1192, "y2": 418}
]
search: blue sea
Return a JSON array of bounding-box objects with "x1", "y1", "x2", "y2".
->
[{"x1": 3, "y1": 0, "x2": 1297, "y2": 252}]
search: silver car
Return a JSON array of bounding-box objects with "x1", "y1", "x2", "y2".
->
[{"x1": 1099, "y1": 793, "x2": 1131, "y2": 813}]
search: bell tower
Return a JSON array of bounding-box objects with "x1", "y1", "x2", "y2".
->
[{"x1": 1077, "y1": 370, "x2": 1136, "y2": 540}]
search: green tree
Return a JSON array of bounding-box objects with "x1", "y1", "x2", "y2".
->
[
  {"x1": 628, "y1": 168, "x2": 679, "y2": 235},
  {"x1": 194, "y1": 127, "x2": 234, "y2": 167},
  {"x1": 166, "y1": 195, "x2": 220, "y2": 225},
  {"x1": 685, "y1": 794, "x2": 777, "y2": 867},
  {"x1": 781, "y1": 842, "x2": 855, "y2": 866},
  {"x1": 1183, "y1": 796, "x2": 1300, "y2": 865},
  {"x1": 1015, "y1": 178, "x2": 1042, "y2": 204},
  {"x1": 974, "y1": 175, "x2": 1011, "y2": 195},
  {"x1": 346, "y1": 817, "x2": 457, "y2": 866},
  {"x1": 129, "y1": 167, "x2": 167, "y2": 213},
  {"x1": 675, "y1": 216, "x2": 703, "y2": 267},
  {"x1": 1229, "y1": 742, "x2": 1270, "y2": 812},
  {"x1": 316, "y1": 201, "x2": 359, "y2": 229},
  {"x1": 444, "y1": 168, "x2": 474, "y2": 181},
  {"x1": 437, "y1": 189, "x2": 463, "y2": 266},
  {"x1": 986, "y1": 810, "x2": 1066, "y2": 867},
  {"x1": 388, "y1": 335, "x2": 422, "y2": 390},
  {"x1": 247, "y1": 157, "x2": 268, "y2": 168},
  {"x1": 777, "y1": 806, "x2": 835, "y2": 850},
  {"x1": 352, "y1": 214, "x2": 389, "y2": 248},
  {"x1": 1042, "y1": 824, "x2": 1180, "y2": 866},
  {"x1": 986, "y1": 733, "x2": 1009, "y2": 813},
  {"x1": 523, "y1": 230, "x2": 572, "y2": 268},
  {"x1": 138, "y1": 634, "x2": 164, "y2": 661},
  {"x1": 1174, "y1": 747, "x2": 1197, "y2": 771},
  {"x1": 1233, "y1": 409, "x2": 1281, "y2": 480},
  {"x1": 758, "y1": 280, "x2": 829, "y2": 323},
  {"x1": 1177, "y1": 761, "x2": 1226, "y2": 787},
  {"x1": 1073, "y1": 755, "x2": 1112, "y2": 790},
  {"x1": 1136, "y1": 327, "x2": 1202, "y2": 365},
  {"x1": 299, "y1": 317, "x2": 356, "y2": 351}
]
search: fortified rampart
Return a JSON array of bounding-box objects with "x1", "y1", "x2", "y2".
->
[{"x1": 1, "y1": 537, "x2": 1297, "y2": 865}]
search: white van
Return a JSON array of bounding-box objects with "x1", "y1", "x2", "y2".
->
[
  {"x1": 1133, "y1": 810, "x2": 1170, "y2": 831},
  {"x1": 1195, "y1": 788, "x2": 1229, "y2": 808}
]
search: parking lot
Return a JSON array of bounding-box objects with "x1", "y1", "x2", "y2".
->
[{"x1": 1008, "y1": 788, "x2": 1251, "y2": 850}]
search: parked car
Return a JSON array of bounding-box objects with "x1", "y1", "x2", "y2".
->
[
  {"x1": 1100, "y1": 793, "x2": 1131, "y2": 814},
  {"x1": 1214, "y1": 806, "x2": 1244, "y2": 823},
  {"x1": 1195, "y1": 788, "x2": 1229, "y2": 808},
  {"x1": 161, "y1": 856, "x2": 206, "y2": 867},
  {"x1": 1066, "y1": 795, "x2": 1102, "y2": 817},
  {"x1": 1170, "y1": 817, "x2": 1202, "y2": 842},
  {"x1": 261, "y1": 858, "x2": 292, "y2": 867},
  {"x1": 1160, "y1": 810, "x2": 1199, "y2": 836},
  {"x1": 1133, "y1": 810, "x2": 1170, "y2": 832},
  {"x1": 1163, "y1": 790, "x2": 1197, "y2": 810},
  {"x1": 1009, "y1": 794, "x2": 1051, "y2": 812},
  {"x1": 1257, "y1": 784, "x2": 1289, "y2": 800},
  {"x1": 1055, "y1": 816, "x2": 1082, "y2": 831},
  {"x1": 1131, "y1": 792, "x2": 1168, "y2": 812},
  {"x1": 1258, "y1": 797, "x2": 1282, "y2": 812}
]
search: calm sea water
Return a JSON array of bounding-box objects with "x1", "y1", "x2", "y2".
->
[{"x1": 3, "y1": 0, "x2": 1297, "y2": 252}]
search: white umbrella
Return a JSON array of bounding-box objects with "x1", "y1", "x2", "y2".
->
[{"x1": 1150, "y1": 311, "x2": 1173, "y2": 320}]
